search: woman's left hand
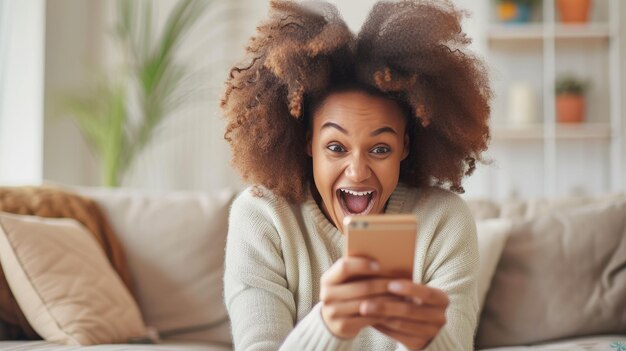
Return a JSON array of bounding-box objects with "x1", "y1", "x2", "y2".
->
[{"x1": 359, "y1": 279, "x2": 449, "y2": 351}]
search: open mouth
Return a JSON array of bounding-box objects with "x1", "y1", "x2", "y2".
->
[{"x1": 337, "y1": 188, "x2": 377, "y2": 216}]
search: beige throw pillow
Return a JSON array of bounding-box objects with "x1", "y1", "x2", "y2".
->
[
  {"x1": 476, "y1": 200, "x2": 626, "y2": 348},
  {"x1": 0, "y1": 212, "x2": 147, "y2": 345}
]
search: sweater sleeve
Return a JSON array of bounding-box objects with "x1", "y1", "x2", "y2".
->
[
  {"x1": 396, "y1": 192, "x2": 480, "y2": 351},
  {"x1": 223, "y1": 191, "x2": 353, "y2": 351}
]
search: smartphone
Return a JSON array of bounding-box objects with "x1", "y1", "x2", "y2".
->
[{"x1": 343, "y1": 214, "x2": 418, "y2": 279}]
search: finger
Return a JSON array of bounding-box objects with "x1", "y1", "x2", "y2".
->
[
  {"x1": 322, "y1": 257, "x2": 381, "y2": 286},
  {"x1": 387, "y1": 280, "x2": 450, "y2": 307},
  {"x1": 375, "y1": 318, "x2": 441, "y2": 338},
  {"x1": 360, "y1": 297, "x2": 447, "y2": 326},
  {"x1": 321, "y1": 300, "x2": 362, "y2": 319},
  {"x1": 373, "y1": 324, "x2": 428, "y2": 351},
  {"x1": 329, "y1": 316, "x2": 387, "y2": 338},
  {"x1": 321, "y1": 278, "x2": 393, "y2": 303}
]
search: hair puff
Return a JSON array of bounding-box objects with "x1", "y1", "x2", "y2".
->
[{"x1": 222, "y1": 0, "x2": 492, "y2": 203}]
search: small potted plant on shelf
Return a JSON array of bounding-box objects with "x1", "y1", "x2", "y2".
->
[
  {"x1": 495, "y1": 0, "x2": 540, "y2": 23},
  {"x1": 557, "y1": 0, "x2": 592, "y2": 23},
  {"x1": 555, "y1": 74, "x2": 589, "y2": 124}
]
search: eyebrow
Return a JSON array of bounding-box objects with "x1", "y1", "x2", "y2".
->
[
  {"x1": 321, "y1": 122, "x2": 398, "y2": 137},
  {"x1": 369, "y1": 126, "x2": 398, "y2": 137},
  {"x1": 321, "y1": 122, "x2": 349, "y2": 134}
]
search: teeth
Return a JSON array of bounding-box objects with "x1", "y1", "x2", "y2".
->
[{"x1": 340, "y1": 189, "x2": 373, "y2": 196}]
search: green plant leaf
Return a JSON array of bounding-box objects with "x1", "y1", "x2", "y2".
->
[
  {"x1": 62, "y1": 0, "x2": 211, "y2": 187},
  {"x1": 555, "y1": 74, "x2": 589, "y2": 95}
]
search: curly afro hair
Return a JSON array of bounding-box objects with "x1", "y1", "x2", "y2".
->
[{"x1": 221, "y1": 0, "x2": 492, "y2": 204}]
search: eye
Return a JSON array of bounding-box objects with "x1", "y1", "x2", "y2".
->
[
  {"x1": 326, "y1": 144, "x2": 346, "y2": 153},
  {"x1": 370, "y1": 145, "x2": 391, "y2": 154}
]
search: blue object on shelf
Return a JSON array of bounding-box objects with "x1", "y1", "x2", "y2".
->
[{"x1": 498, "y1": 2, "x2": 532, "y2": 23}]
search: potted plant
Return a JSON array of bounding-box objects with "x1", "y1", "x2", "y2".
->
[
  {"x1": 63, "y1": 0, "x2": 210, "y2": 187},
  {"x1": 495, "y1": 0, "x2": 541, "y2": 23},
  {"x1": 555, "y1": 74, "x2": 589, "y2": 124},
  {"x1": 557, "y1": 0, "x2": 592, "y2": 23}
]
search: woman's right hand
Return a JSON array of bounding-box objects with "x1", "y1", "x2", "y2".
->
[{"x1": 320, "y1": 257, "x2": 395, "y2": 339}]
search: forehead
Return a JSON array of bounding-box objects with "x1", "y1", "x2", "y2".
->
[{"x1": 312, "y1": 90, "x2": 406, "y2": 128}]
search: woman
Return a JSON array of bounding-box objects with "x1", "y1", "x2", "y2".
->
[{"x1": 221, "y1": 1, "x2": 491, "y2": 350}]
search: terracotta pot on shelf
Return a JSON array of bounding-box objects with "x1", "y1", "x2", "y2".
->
[
  {"x1": 557, "y1": 0, "x2": 592, "y2": 23},
  {"x1": 556, "y1": 94, "x2": 585, "y2": 123}
]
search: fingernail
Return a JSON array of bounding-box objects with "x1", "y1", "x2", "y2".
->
[
  {"x1": 414, "y1": 297, "x2": 423, "y2": 305},
  {"x1": 370, "y1": 262, "x2": 380, "y2": 271},
  {"x1": 388, "y1": 281, "x2": 403, "y2": 292},
  {"x1": 359, "y1": 301, "x2": 369, "y2": 315},
  {"x1": 361, "y1": 302, "x2": 377, "y2": 314}
]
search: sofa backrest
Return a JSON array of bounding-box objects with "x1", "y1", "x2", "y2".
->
[
  {"x1": 75, "y1": 186, "x2": 236, "y2": 345},
  {"x1": 467, "y1": 193, "x2": 626, "y2": 349},
  {"x1": 466, "y1": 192, "x2": 626, "y2": 220}
]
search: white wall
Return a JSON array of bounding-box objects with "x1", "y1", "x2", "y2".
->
[
  {"x1": 0, "y1": 0, "x2": 46, "y2": 185},
  {"x1": 43, "y1": 0, "x2": 102, "y2": 187}
]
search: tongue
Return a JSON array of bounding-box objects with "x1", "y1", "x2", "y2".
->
[{"x1": 344, "y1": 193, "x2": 370, "y2": 214}]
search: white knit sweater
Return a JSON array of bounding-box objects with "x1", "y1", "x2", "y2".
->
[{"x1": 223, "y1": 183, "x2": 479, "y2": 351}]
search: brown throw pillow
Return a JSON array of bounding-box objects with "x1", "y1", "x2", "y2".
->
[
  {"x1": 476, "y1": 200, "x2": 626, "y2": 348},
  {"x1": 0, "y1": 186, "x2": 134, "y2": 340}
]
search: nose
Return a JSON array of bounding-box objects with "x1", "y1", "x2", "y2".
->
[{"x1": 345, "y1": 153, "x2": 372, "y2": 183}]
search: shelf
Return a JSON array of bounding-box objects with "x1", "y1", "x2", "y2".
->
[
  {"x1": 554, "y1": 23, "x2": 612, "y2": 38},
  {"x1": 481, "y1": 0, "x2": 623, "y2": 199},
  {"x1": 491, "y1": 123, "x2": 612, "y2": 141},
  {"x1": 488, "y1": 23, "x2": 611, "y2": 41}
]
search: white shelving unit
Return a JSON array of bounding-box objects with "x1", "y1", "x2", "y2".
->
[
  {"x1": 491, "y1": 123, "x2": 612, "y2": 141},
  {"x1": 488, "y1": 23, "x2": 612, "y2": 40},
  {"x1": 481, "y1": 0, "x2": 622, "y2": 199}
]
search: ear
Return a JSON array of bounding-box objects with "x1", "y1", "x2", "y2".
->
[
  {"x1": 401, "y1": 133, "x2": 410, "y2": 161},
  {"x1": 306, "y1": 131, "x2": 313, "y2": 157}
]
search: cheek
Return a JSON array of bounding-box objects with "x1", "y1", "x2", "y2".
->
[
  {"x1": 372, "y1": 156, "x2": 402, "y2": 191},
  {"x1": 312, "y1": 154, "x2": 342, "y2": 195}
]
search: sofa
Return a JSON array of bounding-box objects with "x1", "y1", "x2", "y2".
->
[{"x1": 0, "y1": 185, "x2": 624, "y2": 350}]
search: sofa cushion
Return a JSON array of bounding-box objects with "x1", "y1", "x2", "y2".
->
[
  {"x1": 498, "y1": 193, "x2": 626, "y2": 220},
  {"x1": 475, "y1": 218, "x2": 512, "y2": 313},
  {"x1": 467, "y1": 199, "x2": 501, "y2": 220},
  {"x1": 476, "y1": 200, "x2": 626, "y2": 348},
  {"x1": 0, "y1": 212, "x2": 147, "y2": 345},
  {"x1": 479, "y1": 334, "x2": 626, "y2": 350},
  {"x1": 74, "y1": 187, "x2": 236, "y2": 344}
]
